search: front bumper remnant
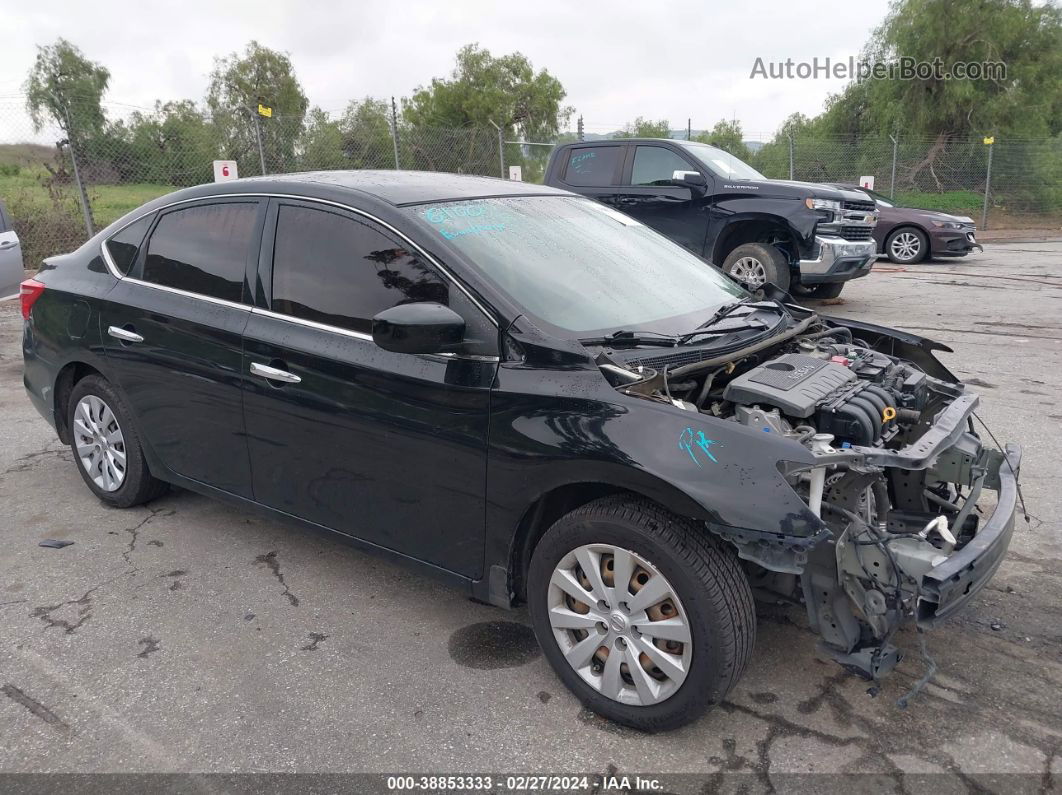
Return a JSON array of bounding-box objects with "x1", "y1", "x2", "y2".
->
[{"x1": 917, "y1": 443, "x2": 1021, "y2": 625}]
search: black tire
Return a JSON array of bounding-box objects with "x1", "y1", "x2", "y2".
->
[
  {"x1": 790, "y1": 281, "x2": 845, "y2": 300},
  {"x1": 721, "y1": 242, "x2": 791, "y2": 292},
  {"x1": 527, "y1": 496, "x2": 755, "y2": 732},
  {"x1": 884, "y1": 227, "x2": 928, "y2": 264},
  {"x1": 67, "y1": 375, "x2": 167, "y2": 508}
]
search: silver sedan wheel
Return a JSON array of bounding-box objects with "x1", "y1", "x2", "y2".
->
[
  {"x1": 728, "y1": 257, "x2": 767, "y2": 288},
  {"x1": 890, "y1": 231, "x2": 922, "y2": 261},
  {"x1": 547, "y1": 544, "x2": 692, "y2": 706},
  {"x1": 73, "y1": 395, "x2": 126, "y2": 492}
]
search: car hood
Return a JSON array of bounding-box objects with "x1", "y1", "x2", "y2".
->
[
  {"x1": 904, "y1": 208, "x2": 975, "y2": 225},
  {"x1": 720, "y1": 178, "x2": 870, "y2": 203}
]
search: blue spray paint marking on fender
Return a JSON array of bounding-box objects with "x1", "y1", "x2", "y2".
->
[{"x1": 679, "y1": 428, "x2": 718, "y2": 467}]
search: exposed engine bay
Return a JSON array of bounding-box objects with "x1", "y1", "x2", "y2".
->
[{"x1": 592, "y1": 300, "x2": 1022, "y2": 681}]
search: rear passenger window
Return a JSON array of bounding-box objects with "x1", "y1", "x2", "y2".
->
[
  {"x1": 631, "y1": 146, "x2": 697, "y2": 186},
  {"x1": 142, "y1": 203, "x2": 257, "y2": 302},
  {"x1": 271, "y1": 204, "x2": 448, "y2": 334},
  {"x1": 104, "y1": 215, "x2": 153, "y2": 275},
  {"x1": 563, "y1": 147, "x2": 622, "y2": 187}
]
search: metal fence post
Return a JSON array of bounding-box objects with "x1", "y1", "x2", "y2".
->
[
  {"x1": 253, "y1": 112, "x2": 267, "y2": 175},
  {"x1": 489, "y1": 119, "x2": 504, "y2": 178},
  {"x1": 62, "y1": 104, "x2": 95, "y2": 239},
  {"x1": 787, "y1": 134, "x2": 794, "y2": 180},
  {"x1": 889, "y1": 134, "x2": 898, "y2": 200},
  {"x1": 390, "y1": 96, "x2": 401, "y2": 170},
  {"x1": 982, "y1": 138, "x2": 994, "y2": 231}
]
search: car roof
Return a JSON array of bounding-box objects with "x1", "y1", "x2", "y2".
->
[{"x1": 234, "y1": 170, "x2": 569, "y2": 206}]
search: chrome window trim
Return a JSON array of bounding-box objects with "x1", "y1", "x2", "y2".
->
[
  {"x1": 100, "y1": 240, "x2": 125, "y2": 280},
  {"x1": 250, "y1": 306, "x2": 373, "y2": 341},
  {"x1": 97, "y1": 192, "x2": 499, "y2": 328},
  {"x1": 248, "y1": 307, "x2": 500, "y2": 362},
  {"x1": 124, "y1": 276, "x2": 251, "y2": 312}
]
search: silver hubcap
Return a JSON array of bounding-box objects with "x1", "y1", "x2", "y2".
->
[
  {"x1": 729, "y1": 257, "x2": 767, "y2": 288},
  {"x1": 547, "y1": 544, "x2": 692, "y2": 706},
  {"x1": 890, "y1": 231, "x2": 921, "y2": 261},
  {"x1": 73, "y1": 395, "x2": 126, "y2": 492}
]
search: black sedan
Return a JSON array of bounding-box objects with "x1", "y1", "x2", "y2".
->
[{"x1": 20, "y1": 171, "x2": 1019, "y2": 730}]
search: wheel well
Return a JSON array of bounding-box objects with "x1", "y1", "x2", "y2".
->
[
  {"x1": 885, "y1": 223, "x2": 929, "y2": 244},
  {"x1": 53, "y1": 362, "x2": 103, "y2": 444},
  {"x1": 714, "y1": 219, "x2": 798, "y2": 266},
  {"x1": 508, "y1": 483, "x2": 684, "y2": 604}
]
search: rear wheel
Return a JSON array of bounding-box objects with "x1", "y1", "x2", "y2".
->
[
  {"x1": 527, "y1": 496, "x2": 755, "y2": 731},
  {"x1": 67, "y1": 375, "x2": 167, "y2": 508},
  {"x1": 721, "y1": 243, "x2": 791, "y2": 292}
]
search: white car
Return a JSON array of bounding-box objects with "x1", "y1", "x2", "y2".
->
[{"x1": 0, "y1": 200, "x2": 24, "y2": 299}]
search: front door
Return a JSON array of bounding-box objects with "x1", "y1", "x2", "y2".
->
[
  {"x1": 615, "y1": 144, "x2": 712, "y2": 255},
  {"x1": 98, "y1": 199, "x2": 263, "y2": 497},
  {"x1": 240, "y1": 199, "x2": 496, "y2": 578}
]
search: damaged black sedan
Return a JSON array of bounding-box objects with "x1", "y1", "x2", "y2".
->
[{"x1": 21, "y1": 172, "x2": 1020, "y2": 732}]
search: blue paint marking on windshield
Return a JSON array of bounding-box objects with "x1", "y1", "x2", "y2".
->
[
  {"x1": 422, "y1": 203, "x2": 514, "y2": 240},
  {"x1": 678, "y1": 427, "x2": 718, "y2": 467}
]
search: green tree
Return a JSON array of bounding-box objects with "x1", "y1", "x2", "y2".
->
[
  {"x1": 24, "y1": 38, "x2": 110, "y2": 139},
  {"x1": 339, "y1": 98, "x2": 394, "y2": 168},
  {"x1": 299, "y1": 107, "x2": 346, "y2": 170},
  {"x1": 614, "y1": 117, "x2": 671, "y2": 139},
  {"x1": 694, "y1": 119, "x2": 752, "y2": 161},
  {"x1": 207, "y1": 41, "x2": 309, "y2": 175},
  {"x1": 403, "y1": 43, "x2": 571, "y2": 140},
  {"x1": 122, "y1": 100, "x2": 219, "y2": 185}
]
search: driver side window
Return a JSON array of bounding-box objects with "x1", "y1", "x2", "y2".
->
[{"x1": 630, "y1": 146, "x2": 698, "y2": 187}]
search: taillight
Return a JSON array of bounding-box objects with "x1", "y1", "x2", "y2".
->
[{"x1": 19, "y1": 278, "x2": 46, "y2": 319}]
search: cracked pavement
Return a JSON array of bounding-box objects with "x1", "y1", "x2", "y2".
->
[{"x1": 0, "y1": 242, "x2": 1060, "y2": 788}]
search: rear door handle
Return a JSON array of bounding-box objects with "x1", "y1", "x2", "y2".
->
[
  {"x1": 107, "y1": 326, "x2": 144, "y2": 343},
  {"x1": 250, "y1": 361, "x2": 301, "y2": 384},
  {"x1": 0, "y1": 241, "x2": 16, "y2": 250}
]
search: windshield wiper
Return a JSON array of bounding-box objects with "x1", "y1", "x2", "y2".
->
[
  {"x1": 578, "y1": 329, "x2": 679, "y2": 348},
  {"x1": 677, "y1": 299, "x2": 755, "y2": 343}
]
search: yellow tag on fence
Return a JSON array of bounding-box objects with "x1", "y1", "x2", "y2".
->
[
  {"x1": 983, "y1": 136, "x2": 994, "y2": 145},
  {"x1": 258, "y1": 104, "x2": 273, "y2": 118}
]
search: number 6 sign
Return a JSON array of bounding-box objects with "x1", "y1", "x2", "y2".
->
[{"x1": 213, "y1": 160, "x2": 239, "y2": 182}]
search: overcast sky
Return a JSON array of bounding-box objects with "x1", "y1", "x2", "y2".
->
[{"x1": 1, "y1": 0, "x2": 893, "y2": 141}]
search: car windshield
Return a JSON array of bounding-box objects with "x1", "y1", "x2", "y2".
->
[
  {"x1": 676, "y1": 141, "x2": 766, "y2": 181},
  {"x1": 407, "y1": 196, "x2": 746, "y2": 336}
]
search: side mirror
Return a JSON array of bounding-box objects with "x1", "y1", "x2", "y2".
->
[
  {"x1": 671, "y1": 170, "x2": 707, "y2": 193},
  {"x1": 372, "y1": 302, "x2": 465, "y2": 355}
]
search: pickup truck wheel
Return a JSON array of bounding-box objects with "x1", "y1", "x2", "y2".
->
[
  {"x1": 791, "y1": 282, "x2": 844, "y2": 300},
  {"x1": 722, "y1": 243, "x2": 790, "y2": 292},
  {"x1": 885, "y1": 227, "x2": 928, "y2": 263},
  {"x1": 67, "y1": 375, "x2": 168, "y2": 508},
  {"x1": 527, "y1": 496, "x2": 755, "y2": 731}
]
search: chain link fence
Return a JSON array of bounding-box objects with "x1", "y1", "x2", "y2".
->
[{"x1": 2, "y1": 96, "x2": 1060, "y2": 267}]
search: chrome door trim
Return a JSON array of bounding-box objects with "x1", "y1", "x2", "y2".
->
[
  {"x1": 123, "y1": 276, "x2": 252, "y2": 312},
  {"x1": 250, "y1": 306, "x2": 373, "y2": 341}
]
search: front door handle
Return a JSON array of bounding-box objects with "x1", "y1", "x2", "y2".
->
[
  {"x1": 107, "y1": 325, "x2": 144, "y2": 343},
  {"x1": 250, "y1": 361, "x2": 301, "y2": 384},
  {"x1": 0, "y1": 241, "x2": 16, "y2": 250}
]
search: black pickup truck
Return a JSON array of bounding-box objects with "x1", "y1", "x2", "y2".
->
[{"x1": 544, "y1": 138, "x2": 878, "y2": 298}]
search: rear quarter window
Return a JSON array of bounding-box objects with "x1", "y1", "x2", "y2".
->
[
  {"x1": 563, "y1": 146, "x2": 623, "y2": 187},
  {"x1": 104, "y1": 214, "x2": 153, "y2": 275}
]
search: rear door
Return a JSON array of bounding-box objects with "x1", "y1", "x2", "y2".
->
[
  {"x1": 551, "y1": 143, "x2": 626, "y2": 207},
  {"x1": 0, "y1": 200, "x2": 24, "y2": 299},
  {"x1": 240, "y1": 199, "x2": 497, "y2": 578},
  {"x1": 99, "y1": 199, "x2": 264, "y2": 497},
  {"x1": 615, "y1": 144, "x2": 712, "y2": 255}
]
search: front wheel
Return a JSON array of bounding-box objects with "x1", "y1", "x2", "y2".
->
[
  {"x1": 721, "y1": 242, "x2": 791, "y2": 292},
  {"x1": 885, "y1": 227, "x2": 928, "y2": 263},
  {"x1": 527, "y1": 496, "x2": 755, "y2": 731}
]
